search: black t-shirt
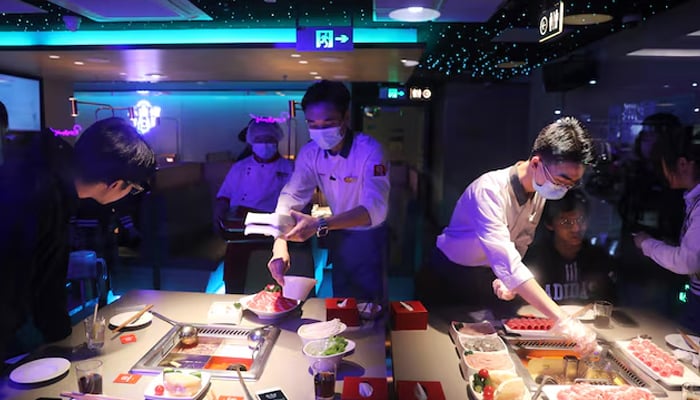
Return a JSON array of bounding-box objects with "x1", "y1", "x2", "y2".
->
[{"x1": 524, "y1": 241, "x2": 616, "y2": 304}]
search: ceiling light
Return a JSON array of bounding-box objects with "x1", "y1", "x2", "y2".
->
[
  {"x1": 146, "y1": 73, "x2": 164, "y2": 79},
  {"x1": 73, "y1": 61, "x2": 84, "y2": 65},
  {"x1": 299, "y1": 60, "x2": 308, "y2": 64},
  {"x1": 119, "y1": 72, "x2": 126, "y2": 76},
  {"x1": 563, "y1": 13, "x2": 613, "y2": 25},
  {"x1": 333, "y1": 75, "x2": 349, "y2": 80},
  {"x1": 389, "y1": 6, "x2": 440, "y2": 22},
  {"x1": 694, "y1": 108, "x2": 699, "y2": 113},
  {"x1": 554, "y1": 109, "x2": 562, "y2": 115},
  {"x1": 48, "y1": 55, "x2": 60, "y2": 59},
  {"x1": 401, "y1": 59, "x2": 420, "y2": 67},
  {"x1": 137, "y1": 90, "x2": 150, "y2": 95},
  {"x1": 496, "y1": 61, "x2": 526, "y2": 68},
  {"x1": 290, "y1": 53, "x2": 301, "y2": 58},
  {"x1": 319, "y1": 56, "x2": 342, "y2": 63},
  {"x1": 314, "y1": 76, "x2": 322, "y2": 80},
  {"x1": 627, "y1": 49, "x2": 700, "y2": 57},
  {"x1": 589, "y1": 79, "x2": 597, "y2": 85},
  {"x1": 309, "y1": 71, "x2": 318, "y2": 75},
  {"x1": 692, "y1": 82, "x2": 698, "y2": 87}
]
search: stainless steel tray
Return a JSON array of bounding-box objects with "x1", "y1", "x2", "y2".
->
[{"x1": 131, "y1": 323, "x2": 280, "y2": 380}]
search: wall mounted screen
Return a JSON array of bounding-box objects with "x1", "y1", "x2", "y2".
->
[{"x1": 0, "y1": 72, "x2": 42, "y2": 132}]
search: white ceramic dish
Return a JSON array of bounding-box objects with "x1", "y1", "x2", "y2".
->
[
  {"x1": 541, "y1": 384, "x2": 654, "y2": 400},
  {"x1": 616, "y1": 340, "x2": 700, "y2": 388},
  {"x1": 109, "y1": 310, "x2": 153, "y2": 329},
  {"x1": 451, "y1": 321, "x2": 497, "y2": 337},
  {"x1": 297, "y1": 320, "x2": 348, "y2": 345},
  {"x1": 144, "y1": 371, "x2": 211, "y2": 400},
  {"x1": 10, "y1": 357, "x2": 71, "y2": 384},
  {"x1": 238, "y1": 294, "x2": 300, "y2": 320},
  {"x1": 302, "y1": 337, "x2": 356, "y2": 369},
  {"x1": 665, "y1": 333, "x2": 700, "y2": 353}
]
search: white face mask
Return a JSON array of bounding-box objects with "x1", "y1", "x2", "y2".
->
[
  {"x1": 532, "y1": 166, "x2": 569, "y2": 200},
  {"x1": 252, "y1": 143, "x2": 278, "y2": 160},
  {"x1": 309, "y1": 126, "x2": 344, "y2": 150}
]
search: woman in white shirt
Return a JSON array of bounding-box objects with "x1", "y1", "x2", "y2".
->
[{"x1": 634, "y1": 125, "x2": 700, "y2": 332}]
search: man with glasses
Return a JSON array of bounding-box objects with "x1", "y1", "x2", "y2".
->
[
  {"x1": 427, "y1": 117, "x2": 596, "y2": 352},
  {"x1": 524, "y1": 189, "x2": 616, "y2": 304},
  {"x1": 1, "y1": 117, "x2": 155, "y2": 363},
  {"x1": 267, "y1": 80, "x2": 390, "y2": 304}
]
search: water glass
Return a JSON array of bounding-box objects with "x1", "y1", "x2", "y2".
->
[
  {"x1": 593, "y1": 300, "x2": 613, "y2": 328},
  {"x1": 75, "y1": 359, "x2": 103, "y2": 394},
  {"x1": 312, "y1": 360, "x2": 336, "y2": 400},
  {"x1": 84, "y1": 316, "x2": 106, "y2": 351}
]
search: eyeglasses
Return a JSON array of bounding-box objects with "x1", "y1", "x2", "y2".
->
[
  {"x1": 128, "y1": 181, "x2": 145, "y2": 196},
  {"x1": 559, "y1": 216, "x2": 587, "y2": 227},
  {"x1": 542, "y1": 162, "x2": 582, "y2": 190}
]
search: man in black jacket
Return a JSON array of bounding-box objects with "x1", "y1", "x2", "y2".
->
[{"x1": 0, "y1": 116, "x2": 155, "y2": 363}]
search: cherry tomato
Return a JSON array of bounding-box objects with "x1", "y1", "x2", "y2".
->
[
  {"x1": 483, "y1": 385, "x2": 495, "y2": 400},
  {"x1": 478, "y1": 368, "x2": 489, "y2": 379},
  {"x1": 155, "y1": 384, "x2": 165, "y2": 395}
]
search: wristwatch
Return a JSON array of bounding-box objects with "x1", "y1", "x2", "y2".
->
[{"x1": 316, "y1": 217, "x2": 329, "y2": 238}]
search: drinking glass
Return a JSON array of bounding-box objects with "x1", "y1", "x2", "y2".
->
[
  {"x1": 312, "y1": 360, "x2": 336, "y2": 400},
  {"x1": 593, "y1": 300, "x2": 613, "y2": 328},
  {"x1": 84, "y1": 316, "x2": 106, "y2": 351},
  {"x1": 75, "y1": 360, "x2": 103, "y2": 394}
]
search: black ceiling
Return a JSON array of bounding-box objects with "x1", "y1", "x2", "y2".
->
[{"x1": 3, "y1": 0, "x2": 694, "y2": 83}]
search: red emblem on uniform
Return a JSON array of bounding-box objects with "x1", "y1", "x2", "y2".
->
[{"x1": 373, "y1": 164, "x2": 386, "y2": 176}]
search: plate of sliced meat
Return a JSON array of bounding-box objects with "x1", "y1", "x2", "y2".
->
[
  {"x1": 503, "y1": 317, "x2": 557, "y2": 337},
  {"x1": 239, "y1": 284, "x2": 300, "y2": 320},
  {"x1": 617, "y1": 338, "x2": 700, "y2": 388},
  {"x1": 541, "y1": 383, "x2": 655, "y2": 400}
]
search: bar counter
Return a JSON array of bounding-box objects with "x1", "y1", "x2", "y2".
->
[{"x1": 1, "y1": 290, "x2": 388, "y2": 399}]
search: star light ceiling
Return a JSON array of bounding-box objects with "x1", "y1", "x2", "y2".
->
[{"x1": 1, "y1": 0, "x2": 692, "y2": 82}]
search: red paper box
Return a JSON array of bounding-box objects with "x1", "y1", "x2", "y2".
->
[
  {"x1": 326, "y1": 298, "x2": 360, "y2": 327},
  {"x1": 396, "y1": 381, "x2": 445, "y2": 400},
  {"x1": 390, "y1": 301, "x2": 428, "y2": 330},
  {"x1": 341, "y1": 377, "x2": 388, "y2": 400}
]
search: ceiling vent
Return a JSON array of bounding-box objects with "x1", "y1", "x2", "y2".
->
[{"x1": 47, "y1": 0, "x2": 212, "y2": 22}]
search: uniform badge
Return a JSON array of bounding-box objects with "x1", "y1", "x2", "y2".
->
[
  {"x1": 373, "y1": 164, "x2": 387, "y2": 176},
  {"x1": 343, "y1": 176, "x2": 357, "y2": 183}
]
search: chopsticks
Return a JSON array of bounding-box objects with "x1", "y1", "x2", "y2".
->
[
  {"x1": 679, "y1": 328, "x2": 700, "y2": 353},
  {"x1": 60, "y1": 391, "x2": 132, "y2": 400},
  {"x1": 111, "y1": 304, "x2": 153, "y2": 333}
]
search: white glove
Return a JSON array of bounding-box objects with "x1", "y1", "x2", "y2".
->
[
  {"x1": 492, "y1": 279, "x2": 516, "y2": 301},
  {"x1": 553, "y1": 316, "x2": 599, "y2": 356}
]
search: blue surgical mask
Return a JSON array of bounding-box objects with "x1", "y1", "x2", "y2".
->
[
  {"x1": 309, "y1": 126, "x2": 343, "y2": 150},
  {"x1": 252, "y1": 143, "x2": 278, "y2": 160},
  {"x1": 533, "y1": 176, "x2": 568, "y2": 200}
]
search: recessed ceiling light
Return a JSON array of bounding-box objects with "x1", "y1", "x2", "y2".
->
[
  {"x1": 389, "y1": 6, "x2": 440, "y2": 22},
  {"x1": 588, "y1": 79, "x2": 597, "y2": 85},
  {"x1": 627, "y1": 49, "x2": 700, "y2": 57},
  {"x1": 73, "y1": 61, "x2": 84, "y2": 65},
  {"x1": 564, "y1": 13, "x2": 613, "y2": 25},
  {"x1": 119, "y1": 72, "x2": 127, "y2": 76},
  {"x1": 692, "y1": 82, "x2": 698, "y2": 87},
  {"x1": 554, "y1": 109, "x2": 562, "y2": 115},
  {"x1": 401, "y1": 59, "x2": 420, "y2": 67},
  {"x1": 48, "y1": 55, "x2": 60, "y2": 59},
  {"x1": 290, "y1": 53, "x2": 301, "y2": 58},
  {"x1": 496, "y1": 61, "x2": 526, "y2": 68},
  {"x1": 137, "y1": 90, "x2": 150, "y2": 95},
  {"x1": 314, "y1": 76, "x2": 322, "y2": 80},
  {"x1": 309, "y1": 71, "x2": 318, "y2": 75},
  {"x1": 319, "y1": 56, "x2": 342, "y2": 63},
  {"x1": 86, "y1": 57, "x2": 110, "y2": 64},
  {"x1": 333, "y1": 75, "x2": 349, "y2": 80},
  {"x1": 299, "y1": 60, "x2": 308, "y2": 64},
  {"x1": 146, "y1": 73, "x2": 164, "y2": 78},
  {"x1": 694, "y1": 107, "x2": 699, "y2": 113}
]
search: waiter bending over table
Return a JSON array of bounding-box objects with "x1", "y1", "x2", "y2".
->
[{"x1": 267, "y1": 80, "x2": 390, "y2": 304}]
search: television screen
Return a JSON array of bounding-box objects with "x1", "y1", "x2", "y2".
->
[{"x1": 0, "y1": 72, "x2": 42, "y2": 132}]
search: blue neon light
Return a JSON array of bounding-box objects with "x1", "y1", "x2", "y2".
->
[{"x1": 0, "y1": 28, "x2": 416, "y2": 47}]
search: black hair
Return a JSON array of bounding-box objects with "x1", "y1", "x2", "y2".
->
[
  {"x1": 656, "y1": 125, "x2": 700, "y2": 180},
  {"x1": 543, "y1": 188, "x2": 590, "y2": 226},
  {"x1": 0, "y1": 101, "x2": 8, "y2": 137},
  {"x1": 301, "y1": 80, "x2": 351, "y2": 115},
  {"x1": 531, "y1": 117, "x2": 593, "y2": 165},
  {"x1": 634, "y1": 112, "x2": 681, "y2": 159},
  {"x1": 74, "y1": 117, "x2": 156, "y2": 185}
]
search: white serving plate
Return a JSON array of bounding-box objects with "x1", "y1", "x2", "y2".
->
[
  {"x1": 109, "y1": 310, "x2": 153, "y2": 329},
  {"x1": 238, "y1": 294, "x2": 300, "y2": 320},
  {"x1": 665, "y1": 333, "x2": 700, "y2": 354},
  {"x1": 10, "y1": 357, "x2": 70, "y2": 384},
  {"x1": 541, "y1": 384, "x2": 655, "y2": 400},
  {"x1": 144, "y1": 371, "x2": 211, "y2": 400},
  {"x1": 616, "y1": 340, "x2": 700, "y2": 388}
]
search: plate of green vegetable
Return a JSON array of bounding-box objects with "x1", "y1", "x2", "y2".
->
[{"x1": 302, "y1": 336, "x2": 356, "y2": 369}]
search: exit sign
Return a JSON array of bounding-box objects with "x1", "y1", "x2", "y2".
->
[
  {"x1": 296, "y1": 27, "x2": 353, "y2": 51},
  {"x1": 539, "y1": 1, "x2": 564, "y2": 43}
]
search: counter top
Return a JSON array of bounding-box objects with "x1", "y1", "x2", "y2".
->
[{"x1": 1, "y1": 290, "x2": 388, "y2": 400}]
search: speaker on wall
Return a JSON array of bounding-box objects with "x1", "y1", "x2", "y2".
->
[{"x1": 542, "y1": 57, "x2": 597, "y2": 92}]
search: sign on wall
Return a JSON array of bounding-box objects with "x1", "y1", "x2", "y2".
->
[
  {"x1": 539, "y1": 1, "x2": 564, "y2": 43},
  {"x1": 131, "y1": 100, "x2": 161, "y2": 134},
  {"x1": 296, "y1": 27, "x2": 353, "y2": 51}
]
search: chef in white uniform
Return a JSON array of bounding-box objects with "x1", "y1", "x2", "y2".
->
[
  {"x1": 216, "y1": 120, "x2": 293, "y2": 293},
  {"x1": 268, "y1": 80, "x2": 390, "y2": 303}
]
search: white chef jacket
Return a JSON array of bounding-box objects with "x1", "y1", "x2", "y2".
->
[
  {"x1": 275, "y1": 131, "x2": 389, "y2": 229},
  {"x1": 436, "y1": 163, "x2": 545, "y2": 290},
  {"x1": 641, "y1": 183, "x2": 700, "y2": 295},
  {"x1": 217, "y1": 155, "x2": 294, "y2": 213}
]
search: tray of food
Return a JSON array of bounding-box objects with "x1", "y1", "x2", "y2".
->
[
  {"x1": 239, "y1": 284, "x2": 300, "y2": 320},
  {"x1": 540, "y1": 384, "x2": 654, "y2": 400},
  {"x1": 144, "y1": 369, "x2": 211, "y2": 400},
  {"x1": 616, "y1": 338, "x2": 700, "y2": 388},
  {"x1": 502, "y1": 317, "x2": 557, "y2": 337},
  {"x1": 467, "y1": 368, "x2": 529, "y2": 400}
]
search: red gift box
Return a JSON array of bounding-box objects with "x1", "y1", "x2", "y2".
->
[
  {"x1": 325, "y1": 298, "x2": 360, "y2": 327},
  {"x1": 396, "y1": 381, "x2": 445, "y2": 400},
  {"x1": 341, "y1": 377, "x2": 388, "y2": 400},
  {"x1": 390, "y1": 301, "x2": 428, "y2": 330}
]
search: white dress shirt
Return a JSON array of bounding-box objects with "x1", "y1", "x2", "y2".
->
[
  {"x1": 275, "y1": 131, "x2": 389, "y2": 229},
  {"x1": 436, "y1": 163, "x2": 545, "y2": 290},
  {"x1": 217, "y1": 155, "x2": 294, "y2": 212},
  {"x1": 641, "y1": 183, "x2": 700, "y2": 295}
]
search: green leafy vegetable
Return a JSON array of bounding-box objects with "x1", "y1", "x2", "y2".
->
[{"x1": 321, "y1": 336, "x2": 348, "y2": 355}]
